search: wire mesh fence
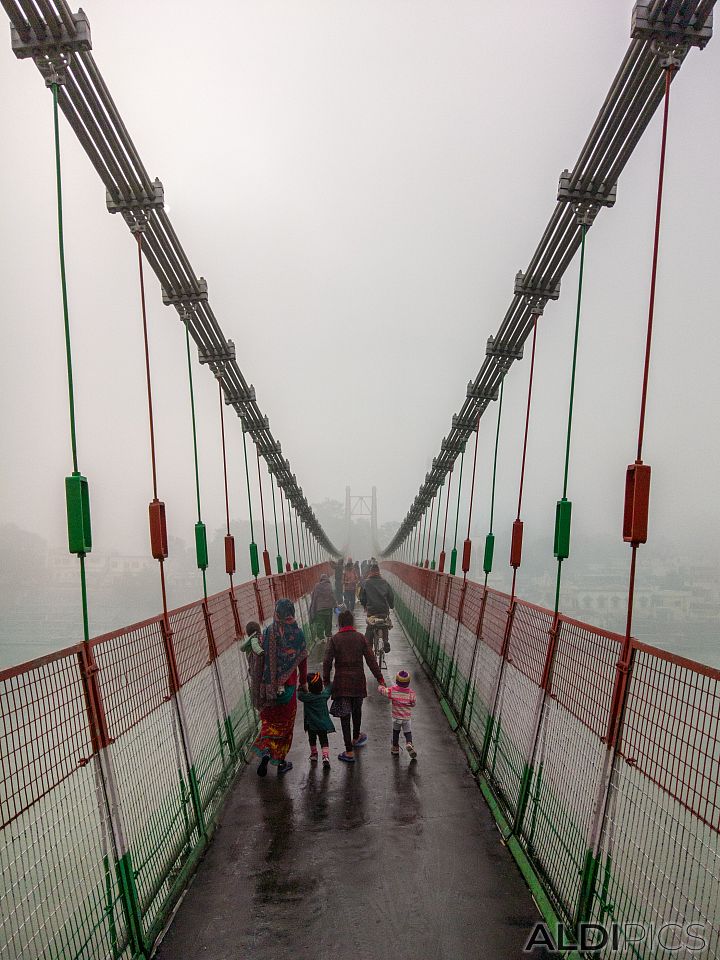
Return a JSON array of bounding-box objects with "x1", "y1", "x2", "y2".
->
[
  {"x1": 384, "y1": 561, "x2": 720, "y2": 957},
  {"x1": 0, "y1": 564, "x2": 327, "y2": 960},
  {"x1": 0, "y1": 651, "x2": 130, "y2": 960}
]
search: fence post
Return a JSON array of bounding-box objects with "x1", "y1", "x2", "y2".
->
[
  {"x1": 202, "y1": 598, "x2": 236, "y2": 756},
  {"x1": 160, "y1": 618, "x2": 208, "y2": 843},
  {"x1": 574, "y1": 641, "x2": 637, "y2": 928},
  {"x1": 479, "y1": 597, "x2": 516, "y2": 768},
  {"x1": 229, "y1": 586, "x2": 242, "y2": 638},
  {"x1": 426, "y1": 570, "x2": 444, "y2": 662},
  {"x1": 458, "y1": 587, "x2": 488, "y2": 730},
  {"x1": 510, "y1": 614, "x2": 560, "y2": 838},
  {"x1": 440, "y1": 579, "x2": 466, "y2": 693},
  {"x1": 77, "y1": 643, "x2": 147, "y2": 958},
  {"x1": 254, "y1": 580, "x2": 266, "y2": 623},
  {"x1": 428, "y1": 574, "x2": 449, "y2": 675}
]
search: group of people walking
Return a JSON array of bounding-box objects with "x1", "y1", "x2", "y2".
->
[
  {"x1": 330, "y1": 557, "x2": 379, "y2": 615},
  {"x1": 311, "y1": 557, "x2": 395, "y2": 642},
  {"x1": 247, "y1": 562, "x2": 417, "y2": 775}
]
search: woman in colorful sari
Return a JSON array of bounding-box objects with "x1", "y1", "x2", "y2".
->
[{"x1": 250, "y1": 598, "x2": 308, "y2": 777}]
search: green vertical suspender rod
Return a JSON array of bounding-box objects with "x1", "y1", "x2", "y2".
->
[
  {"x1": 554, "y1": 222, "x2": 586, "y2": 615},
  {"x1": 270, "y1": 473, "x2": 283, "y2": 573},
  {"x1": 241, "y1": 428, "x2": 260, "y2": 577},
  {"x1": 183, "y1": 320, "x2": 209, "y2": 598},
  {"x1": 180, "y1": 317, "x2": 212, "y2": 843},
  {"x1": 52, "y1": 82, "x2": 151, "y2": 957},
  {"x1": 52, "y1": 83, "x2": 92, "y2": 643},
  {"x1": 513, "y1": 222, "x2": 588, "y2": 840}
]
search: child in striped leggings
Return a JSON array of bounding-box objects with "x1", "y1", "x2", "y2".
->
[{"x1": 378, "y1": 670, "x2": 417, "y2": 760}]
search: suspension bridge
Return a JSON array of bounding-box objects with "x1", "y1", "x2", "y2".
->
[{"x1": 1, "y1": 1, "x2": 719, "y2": 958}]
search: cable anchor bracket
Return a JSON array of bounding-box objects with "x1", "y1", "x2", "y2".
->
[
  {"x1": 631, "y1": 2, "x2": 712, "y2": 59},
  {"x1": 452, "y1": 412, "x2": 480, "y2": 434},
  {"x1": 466, "y1": 381, "x2": 500, "y2": 402},
  {"x1": 558, "y1": 171, "x2": 617, "y2": 228},
  {"x1": 162, "y1": 279, "x2": 208, "y2": 311},
  {"x1": 486, "y1": 336, "x2": 524, "y2": 362},
  {"x1": 198, "y1": 340, "x2": 236, "y2": 370},
  {"x1": 107, "y1": 179, "x2": 165, "y2": 233},
  {"x1": 11, "y1": 9, "x2": 92, "y2": 86}
]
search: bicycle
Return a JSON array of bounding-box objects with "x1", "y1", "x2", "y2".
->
[{"x1": 366, "y1": 614, "x2": 392, "y2": 672}]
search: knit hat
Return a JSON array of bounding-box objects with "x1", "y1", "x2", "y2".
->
[
  {"x1": 395, "y1": 670, "x2": 411, "y2": 686},
  {"x1": 308, "y1": 672, "x2": 323, "y2": 694}
]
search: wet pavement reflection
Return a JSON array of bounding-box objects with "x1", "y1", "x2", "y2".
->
[{"x1": 157, "y1": 608, "x2": 556, "y2": 960}]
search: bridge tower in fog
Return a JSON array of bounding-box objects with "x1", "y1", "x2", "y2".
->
[{"x1": 343, "y1": 486, "x2": 378, "y2": 555}]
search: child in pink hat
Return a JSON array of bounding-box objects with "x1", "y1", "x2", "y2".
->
[{"x1": 378, "y1": 670, "x2": 417, "y2": 759}]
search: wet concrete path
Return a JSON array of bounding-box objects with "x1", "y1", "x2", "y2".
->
[{"x1": 157, "y1": 610, "x2": 551, "y2": 960}]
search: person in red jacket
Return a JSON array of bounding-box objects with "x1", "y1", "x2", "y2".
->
[{"x1": 323, "y1": 610, "x2": 385, "y2": 763}]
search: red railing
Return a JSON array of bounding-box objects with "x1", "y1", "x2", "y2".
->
[
  {"x1": 0, "y1": 563, "x2": 328, "y2": 960},
  {"x1": 385, "y1": 561, "x2": 720, "y2": 956}
]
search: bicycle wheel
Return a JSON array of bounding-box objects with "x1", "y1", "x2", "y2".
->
[{"x1": 372, "y1": 628, "x2": 384, "y2": 670}]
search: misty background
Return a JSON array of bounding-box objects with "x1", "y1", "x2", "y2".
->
[{"x1": 1, "y1": 1, "x2": 718, "y2": 669}]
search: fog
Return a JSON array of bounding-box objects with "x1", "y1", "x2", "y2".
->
[{"x1": 1, "y1": 1, "x2": 719, "y2": 667}]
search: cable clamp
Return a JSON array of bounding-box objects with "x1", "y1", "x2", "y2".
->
[
  {"x1": 223, "y1": 383, "x2": 255, "y2": 406},
  {"x1": 12, "y1": 9, "x2": 92, "y2": 86},
  {"x1": 452, "y1": 413, "x2": 479, "y2": 434},
  {"x1": 241, "y1": 413, "x2": 269, "y2": 435},
  {"x1": 486, "y1": 336, "x2": 524, "y2": 362},
  {"x1": 107, "y1": 179, "x2": 164, "y2": 219},
  {"x1": 632, "y1": 1, "x2": 712, "y2": 51},
  {"x1": 558, "y1": 171, "x2": 616, "y2": 227},
  {"x1": 650, "y1": 39, "x2": 689, "y2": 69},
  {"x1": 466, "y1": 381, "x2": 499, "y2": 402},
  {"x1": 441, "y1": 435, "x2": 465, "y2": 458},
  {"x1": 162, "y1": 278, "x2": 208, "y2": 307},
  {"x1": 199, "y1": 340, "x2": 235, "y2": 367},
  {"x1": 514, "y1": 270, "x2": 561, "y2": 303},
  {"x1": 557, "y1": 171, "x2": 617, "y2": 209}
]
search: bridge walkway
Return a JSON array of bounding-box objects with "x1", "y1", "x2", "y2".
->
[{"x1": 156, "y1": 612, "x2": 553, "y2": 960}]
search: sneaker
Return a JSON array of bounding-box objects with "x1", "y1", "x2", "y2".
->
[
  {"x1": 277, "y1": 760, "x2": 293, "y2": 776},
  {"x1": 322, "y1": 754, "x2": 331, "y2": 769},
  {"x1": 257, "y1": 755, "x2": 270, "y2": 777},
  {"x1": 352, "y1": 732, "x2": 368, "y2": 748},
  {"x1": 338, "y1": 751, "x2": 356, "y2": 763},
  {"x1": 309, "y1": 750, "x2": 318, "y2": 763},
  {"x1": 406, "y1": 743, "x2": 417, "y2": 760},
  {"x1": 391, "y1": 745, "x2": 400, "y2": 756}
]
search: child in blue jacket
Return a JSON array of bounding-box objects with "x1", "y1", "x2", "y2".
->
[{"x1": 298, "y1": 672, "x2": 335, "y2": 768}]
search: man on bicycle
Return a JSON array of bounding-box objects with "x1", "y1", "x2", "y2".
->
[{"x1": 359, "y1": 562, "x2": 394, "y2": 653}]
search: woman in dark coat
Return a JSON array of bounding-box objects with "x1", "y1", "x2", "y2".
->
[
  {"x1": 250, "y1": 598, "x2": 308, "y2": 777},
  {"x1": 323, "y1": 609, "x2": 385, "y2": 763}
]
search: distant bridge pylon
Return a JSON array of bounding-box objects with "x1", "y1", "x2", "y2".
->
[{"x1": 343, "y1": 486, "x2": 378, "y2": 556}]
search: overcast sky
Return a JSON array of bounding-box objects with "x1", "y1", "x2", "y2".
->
[{"x1": 1, "y1": 2, "x2": 719, "y2": 586}]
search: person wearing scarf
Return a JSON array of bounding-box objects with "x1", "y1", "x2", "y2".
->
[{"x1": 250, "y1": 598, "x2": 308, "y2": 777}]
